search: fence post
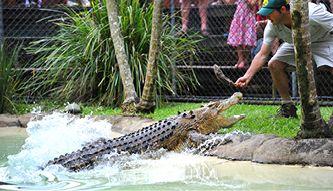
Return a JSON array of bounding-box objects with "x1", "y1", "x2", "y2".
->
[
  {"x1": 291, "y1": 72, "x2": 297, "y2": 98},
  {"x1": 169, "y1": 0, "x2": 178, "y2": 96},
  {"x1": 0, "y1": 1, "x2": 3, "y2": 45}
]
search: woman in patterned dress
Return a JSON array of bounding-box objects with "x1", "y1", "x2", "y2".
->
[{"x1": 224, "y1": 0, "x2": 257, "y2": 68}]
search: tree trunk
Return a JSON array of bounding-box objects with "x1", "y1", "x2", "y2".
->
[
  {"x1": 105, "y1": 0, "x2": 138, "y2": 112},
  {"x1": 136, "y1": 0, "x2": 163, "y2": 113},
  {"x1": 290, "y1": 0, "x2": 332, "y2": 138}
]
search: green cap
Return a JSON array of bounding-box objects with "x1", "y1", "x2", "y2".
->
[{"x1": 257, "y1": 0, "x2": 288, "y2": 16}]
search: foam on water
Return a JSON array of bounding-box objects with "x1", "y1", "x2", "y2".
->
[{"x1": 3, "y1": 112, "x2": 113, "y2": 183}]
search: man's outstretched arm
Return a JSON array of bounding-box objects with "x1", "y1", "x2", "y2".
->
[{"x1": 235, "y1": 43, "x2": 271, "y2": 88}]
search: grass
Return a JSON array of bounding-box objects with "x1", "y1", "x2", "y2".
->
[
  {"x1": 82, "y1": 102, "x2": 332, "y2": 138},
  {"x1": 16, "y1": 101, "x2": 332, "y2": 138}
]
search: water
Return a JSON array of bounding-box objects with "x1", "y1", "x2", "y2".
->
[{"x1": 0, "y1": 112, "x2": 333, "y2": 190}]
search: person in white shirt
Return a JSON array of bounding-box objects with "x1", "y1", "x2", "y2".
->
[{"x1": 235, "y1": 0, "x2": 333, "y2": 118}]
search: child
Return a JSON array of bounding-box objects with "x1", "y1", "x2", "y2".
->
[
  {"x1": 180, "y1": 0, "x2": 209, "y2": 35},
  {"x1": 224, "y1": 0, "x2": 257, "y2": 68}
]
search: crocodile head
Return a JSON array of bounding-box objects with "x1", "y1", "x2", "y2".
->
[{"x1": 162, "y1": 92, "x2": 245, "y2": 150}]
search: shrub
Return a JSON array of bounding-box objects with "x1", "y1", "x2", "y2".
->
[
  {"x1": 0, "y1": 43, "x2": 20, "y2": 113},
  {"x1": 24, "y1": 0, "x2": 200, "y2": 107}
]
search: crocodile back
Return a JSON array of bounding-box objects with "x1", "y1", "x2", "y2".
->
[{"x1": 46, "y1": 117, "x2": 179, "y2": 171}]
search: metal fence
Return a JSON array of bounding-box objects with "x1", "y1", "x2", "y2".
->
[
  {"x1": 1, "y1": 1, "x2": 332, "y2": 105},
  {"x1": 164, "y1": 0, "x2": 333, "y2": 106}
]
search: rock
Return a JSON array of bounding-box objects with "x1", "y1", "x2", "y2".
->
[
  {"x1": 210, "y1": 134, "x2": 277, "y2": 161},
  {"x1": 0, "y1": 114, "x2": 21, "y2": 127},
  {"x1": 64, "y1": 103, "x2": 81, "y2": 114},
  {"x1": 0, "y1": 113, "x2": 47, "y2": 128},
  {"x1": 209, "y1": 133, "x2": 333, "y2": 167},
  {"x1": 253, "y1": 138, "x2": 301, "y2": 164}
]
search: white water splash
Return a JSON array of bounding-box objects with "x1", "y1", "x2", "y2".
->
[{"x1": 4, "y1": 112, "x2": 113, "y2": 183}]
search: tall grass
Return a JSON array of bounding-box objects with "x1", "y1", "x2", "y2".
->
[
  {"x1": 23, "y1": 0, "x2": 201, "y2": 107},
  {"x1": 0, "y1": 43, "x2": 20, "y2": 113}
]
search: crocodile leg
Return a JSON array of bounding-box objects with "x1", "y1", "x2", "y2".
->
[{"x1": 188, "y1": 130, "x2": 211, "y2": 144}]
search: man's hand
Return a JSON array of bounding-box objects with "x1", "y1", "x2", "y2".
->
[{"x1": 235, "y1": 75, "x2": 251, "y2": 88}]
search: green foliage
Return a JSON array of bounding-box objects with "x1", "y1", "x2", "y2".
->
[
  {"x1": 0, "y1": 43, "x2": 20, "y2": 114},
  {"x1": 15, "y1": 100, "x2": 64, "y2": 114},
  {"x1": 23, "y1": 0, "x2": 200, "y2": 107}
]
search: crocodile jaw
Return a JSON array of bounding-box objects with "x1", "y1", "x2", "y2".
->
[{"x1": 180, "y1": 92, "x2": 244, "y2": 135}]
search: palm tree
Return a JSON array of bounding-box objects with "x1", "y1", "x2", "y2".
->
[
  {"x1": 136, "y1": 0, "x2": 163, "y2": 113},
  {"x1": 290, "y1": 0, "x2": 332, "y2": 138},
  {"x1": 105, "y1": 0, "x2": 138, "y2": 112}
]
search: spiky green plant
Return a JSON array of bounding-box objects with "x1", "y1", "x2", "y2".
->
[
  {"x1": 0, "y1": 43, "x2": 20, "y2": 113},
  {"x1": 23, "y1": 0, "x2": 200, "y2": 107}
]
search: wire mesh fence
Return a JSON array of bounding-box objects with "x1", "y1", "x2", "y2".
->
[
  {"x1": 164, "y1": 0, "x2": 333, "y2": 106},
  {"x1": 0, "y1": 0, "x2": 332, "y2": 106}
]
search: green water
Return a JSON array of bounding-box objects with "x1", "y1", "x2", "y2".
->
[
  {"x1": 0, "y1": 128, "x2": 26, "y2": 165},
  {"x1": 1, "y1": 127, "x2": 333, "y2": 191}
]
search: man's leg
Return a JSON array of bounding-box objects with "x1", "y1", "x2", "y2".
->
[
  {"x1": 318, "y1": 65, "x2": 333, "y2": 75},
  {"x1": 268, "y1": 60, "x2": 291, "y2": 102},
  {"x1": 268, "y1": 59, "x2": 297, "y2": 118}
]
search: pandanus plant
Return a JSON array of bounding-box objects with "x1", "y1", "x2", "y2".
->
[
  {"x1": 23, "y1": 0, "x2": 201, "y2": 107},
  {"x1": 0, "y1": 43, "x2": 20, "y2": 113}
]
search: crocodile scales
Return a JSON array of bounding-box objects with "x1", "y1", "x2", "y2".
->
[{"x1": 46, "y1": 92, "x2": 245, "y2": 171}]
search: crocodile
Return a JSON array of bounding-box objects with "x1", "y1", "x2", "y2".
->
[{"x1": 46, "y1": 92, "x2": 245, "y2": 172}]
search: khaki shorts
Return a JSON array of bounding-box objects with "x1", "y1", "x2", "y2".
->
[{"x1": 270, "y1": 42, "x2": 333, "y2": 68}]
